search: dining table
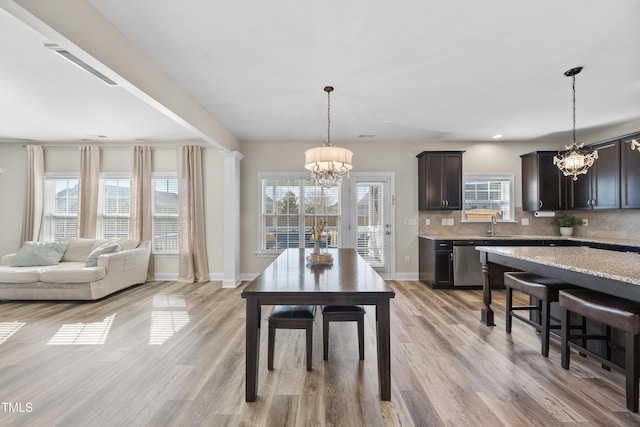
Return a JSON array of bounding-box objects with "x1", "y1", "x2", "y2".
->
[
  {"x1": 476, "y1": 245, "x2": 640, "y2": 326},
  {"x1": 241, "y1": 248, "x2": 395, "y2": 402}
]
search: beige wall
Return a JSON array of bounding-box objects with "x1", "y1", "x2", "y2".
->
[
  {"x1": 1, "y1": 116, "x2": 639, "y2": 279},
  {"x1": 238, "y1": 139, "x2": 564, "y2": 277},
  {"x1": 0, "y1": 143, "x2": 225, "y2": 278},
  {"x1": 0, "y1": 145, "x2": 27, "y2": 256}
]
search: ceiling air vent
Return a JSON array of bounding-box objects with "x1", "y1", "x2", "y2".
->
[{"x1": 44, "y1": 43, "x2": 117, "y2": 86}]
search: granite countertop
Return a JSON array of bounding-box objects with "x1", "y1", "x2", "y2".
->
[
  {"x1": 418, "y1": 234, "x2": 640, "y2": 248},
  {"x1": 475, "y1": 246, "x2": 640, "y2": 285}
]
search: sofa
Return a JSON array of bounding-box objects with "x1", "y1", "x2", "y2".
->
[{"x1": 0, "y1": 237, "x2": 152, "y2": 301}]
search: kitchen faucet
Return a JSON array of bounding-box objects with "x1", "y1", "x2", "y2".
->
[{"x1": 488, "y1": 213, "x2": 498, "y2": 236}]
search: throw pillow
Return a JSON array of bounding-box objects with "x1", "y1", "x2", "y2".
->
[
  {"x1": 85, "y1": 241, "x2": 121, "y2": 267},
  {"x1": 10, "y1": 241, "x2": 70, "y2": 267}
]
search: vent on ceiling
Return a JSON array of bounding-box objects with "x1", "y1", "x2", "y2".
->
[{"x1": 44, "y1": 43, "x2": 117, "y2": 86}]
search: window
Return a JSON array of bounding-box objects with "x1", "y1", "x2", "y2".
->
[
  {"x1": 152, "y1": 175, "x2": 179, "y2": 253},
  {"x1": 97, "y1": 174, "x2": 131, "y2": 239},
  {"x1": 462, "y1": 174, "x2": 514, "y2": 222},
  {"x1": 259, "y1": 173, "x2": 342, "y2": 253},
  {"x1": 43, "y1": 174, "x2": 79, "y2": 241}
]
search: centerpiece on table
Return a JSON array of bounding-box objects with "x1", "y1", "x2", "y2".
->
[
  {"x1": 552, "y1": 214, "x2": 582, "y2": 236},
  {"x1": 306, "y1": 220, "x2": 333, "y2": 266}
]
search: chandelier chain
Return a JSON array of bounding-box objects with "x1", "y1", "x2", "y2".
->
[
  {"x1": 571, "y1": 73, "x2": 576, "y2": 145},
  {"x1": 326, "y1": 88, "x2": 331, "y2": 147}
]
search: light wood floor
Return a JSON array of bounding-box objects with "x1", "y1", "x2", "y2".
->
[{"x1": 1, "y1": 280, "x2": 640, "y2": 426}]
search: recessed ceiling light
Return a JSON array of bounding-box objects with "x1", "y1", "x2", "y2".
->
[
  {"x1": 358, "y1": 134, "x2": 375, "y2": 138},
  {"x1": 381, "y1": 120, "x2": 392, "y2": 124},
  {"x1": 492, "y1": 134, "x2": 504, "y2": 139}
]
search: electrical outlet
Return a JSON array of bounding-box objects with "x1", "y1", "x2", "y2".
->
[
  {"x1": 425, "y1": 218, "x2": 430, "y2": 225},
  {"x1": 404, "y1": 256, "x2": 411, "y2": 263},
  {"x1": 582, "y1": 218, "x2": 588, "y2": 226},
  {"x1": 521, "y1": 218, "x2": 529, "y2": 226},
  {"x1": 446, "y1": 218, "x2": 454, "y2": 226}
]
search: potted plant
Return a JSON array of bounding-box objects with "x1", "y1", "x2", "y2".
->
[{"x1": 552, "y1": 214, "x2": 582, "y2": 236}]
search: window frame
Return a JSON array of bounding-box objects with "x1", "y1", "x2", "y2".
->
[
  {"x1": 461, "y1": 173, "x2": 515, "y2": 223},
  {"x1": 256, "y1": 172, "x2": 344, "y2": 256},
  {"x1": 152, "y1": 173, "x2": 179, "y2": 255},
  {"x1": 42, "y1": 172, "x2": 79, "y2": 241},
  {"x1": 96, "y1": 172, "x2": 131, "y2": 240}
]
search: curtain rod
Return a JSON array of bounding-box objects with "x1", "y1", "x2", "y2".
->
[{"x1": 21, "y1": 143, "x2": 209, "y2": 149}]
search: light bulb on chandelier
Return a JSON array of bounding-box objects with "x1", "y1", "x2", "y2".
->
[{"x1": 304, "y1": 86, "x2": 353, "y2": 187}]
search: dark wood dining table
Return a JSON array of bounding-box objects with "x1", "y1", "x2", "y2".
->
[
  {"x1": 476, "y1": 245, "x2": 640, "y2": 326},
  {"x1": 241, "y1": 248, "x2": 395, "y2": 401}
]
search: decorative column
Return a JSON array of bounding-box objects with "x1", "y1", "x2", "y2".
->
[{"x1": 222, "y1": 151, "x2": 244, "y2": 288}]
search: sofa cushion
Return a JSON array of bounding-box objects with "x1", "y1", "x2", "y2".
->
[
  {"x1": 114, "y1": 239, "x2": 139, "y2": 251},
  {"x1": 61, "y1": 238, "x2": 98, "y2": 262},
  {"x1": 39, "y1": 262, "x2": 106, "y2": 283},
  {"x1": 10, "y1": 241, "x2": 69, "y2": 267},
  {"x1": 85, "y1": 241, "x2": 121, "y2": 267},
  {"x1": 0, "y1": 265, "x2": 57, "y2": 283}
]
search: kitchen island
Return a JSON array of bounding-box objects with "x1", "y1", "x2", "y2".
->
[
  {"x1": 476, "y1": 245, "x2": 640, "y2": 326},
  {"x1": 419, "y1": 234, "x2": 640, "y2": 289}
]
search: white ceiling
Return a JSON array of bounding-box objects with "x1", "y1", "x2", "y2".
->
[{"x1": 1, "y1": 0, "x2": 639, "y2": 145}]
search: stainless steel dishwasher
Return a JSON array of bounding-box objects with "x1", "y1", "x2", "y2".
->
[{"x1": 452, "y1": 241, "x2": 484, "y2": 287}]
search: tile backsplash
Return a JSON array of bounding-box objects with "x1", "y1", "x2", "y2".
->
[{"x1": 418, "y1": 208, "x2": 640, "y2": 242}]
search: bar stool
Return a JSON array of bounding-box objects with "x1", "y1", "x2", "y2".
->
[
  {"x1": 268, "y1": 305, "x2": 317, "y2": 371},
  {"x1": 321, "y1": 305, "x2": 365, "y2": 361},
  {"x1": 559, "y1": 289, "x2": 640, "y2": 413},
  {"x1": 504, "y1": 272, "x2": 577, "y2": 357}
]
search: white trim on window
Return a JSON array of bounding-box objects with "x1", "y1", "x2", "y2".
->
[
  {"x1": 152, "y1": 173, "x2": 179, "y2": 255},
  {"x1": 256, "y1": 172, "x2": 344, "y2": 256},
  {"x1": 97, "y1": 172, "x2": 131, "y2": 239},
  {"x1": 461, "y1": 173, "x2": 515, "y2": 223},
  {"x1": 42, "y1": 172, "x2": 79, "y2": 241}
]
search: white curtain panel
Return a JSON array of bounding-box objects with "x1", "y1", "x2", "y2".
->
[
  {"x1": 21, "y1": 145, "x2": 44, "y2": 244},
  {"x1": 177, "y1": 145, "x2": 209, "y2": 283},
  {"x1": 77, "y1": 145, "x2": 100, "y2": 238},
  {"x1": 130, "y1": 145, "x2": 154, "y2": 281}
]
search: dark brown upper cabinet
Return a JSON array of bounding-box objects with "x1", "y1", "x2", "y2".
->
[
  {"x1": 621, "y1": 133, "x2": 640, "y2": 209},
  {"x1": 417, "y1": 151, "x2": 464, "y2": 211},
  {"x1": 521, "y1": 151, "x2": 567, "y2": 211},
  {"x1": 568, "y1": 140, "x2": 620, "y2": 210}
]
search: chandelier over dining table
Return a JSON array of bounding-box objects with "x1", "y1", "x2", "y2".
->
[{"x1": 304, "y1": 86, "x2": 353, "y2": 187}]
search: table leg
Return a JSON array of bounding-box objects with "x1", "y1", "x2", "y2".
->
[
  {"x1": 376, "y1": 298, "x2": 391, "y2": 401},
  {"x1": 245, "y1": 298, "x2": 260, "y2": 401},
  {"x1": 480, "y1": 254, "x2": 495, "y2": 326}
]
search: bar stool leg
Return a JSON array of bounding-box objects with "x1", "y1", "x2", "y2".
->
[
  {"x1": 541, "y1": 300, "x2": 551, "y2": 357},
  {"x1": 268, "y1": 321, "x2": 276, "y2": 371},
  {"x1": 626, "y1": 333, "x2": 640, "y2": 412},
  {"x1": 323, "y1": 314, "x2": 330, "y2": 361},
  {"x1": 357, "y1": 315, "x2": 365, "y2": 360},
  {"x1": 306, "y1": 323, "x2": 313, "y2": 371},
  {"x1": 506, "y1": 287, "x2": 513, "y2": 333},
  {"x1": 561, "y1": 306, "x2": 570, "y2": 370}
]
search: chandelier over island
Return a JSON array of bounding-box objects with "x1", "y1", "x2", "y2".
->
[
  {"x1": 553, "y1": 67, "x2": 598, "y2": 181},
  {"x1": 304, "y1": 86, "x2": 353, "y2": 187}
]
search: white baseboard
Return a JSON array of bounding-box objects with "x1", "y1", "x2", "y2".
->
[
  {"x1": 153, "y1": 272, "x2": 225, "y2": 282},
  {"x1": 394, "y1": 272, "x2": 419, "y2": 281}
]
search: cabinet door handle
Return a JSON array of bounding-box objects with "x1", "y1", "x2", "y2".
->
[{"x1": 539, "y1": 200, "x2": 543, "y2": 209}]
